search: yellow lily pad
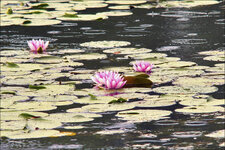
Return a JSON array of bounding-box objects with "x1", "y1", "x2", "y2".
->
[
  {"x1": 116, "y1": 109, "x2": 172, "y2": 123},
  {"x1": 64, "y1": 53, "x2": 107, "y2": 60},
  {"x1": 80, "y1": 40, "x2": 131, "y2": 48},
  {"x1": 175, "y1": 105, "x2": 224, "y2": 114},
  {"x1": 205, "y1": 130, "x2": 225, "y2": 138},
  {"x1": 103, "y1": 48, "x2": 152, "y2": 54}
]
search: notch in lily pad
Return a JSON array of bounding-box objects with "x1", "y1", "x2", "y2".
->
[
  {"x1": 88, "y1": 94, "x2": 97, "y2": 100},
  {"x1": 31, "y1": 3, "x2": 49, "y2": 9},
  {"x1": 4, "y1": 62, "x2": 19, "y2": 68},
  {"x1": 23, "y1": 20, "x2": 32, "y2": 24},
  {"x1": 19, "y1": 113, "x2": 42, "y2": 120},
  {"x1": 62, "y1": 13, "x2": 78, "y2": 18},
  {"x1": 29, "y1": 85, "x2": 46, "y2": 90},
  {"x1": 108, "y1": 98, "x2": 127, "y2": 104}
]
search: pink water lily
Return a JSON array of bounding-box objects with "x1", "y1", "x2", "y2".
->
[
  {"x1": 133, "y1": 61, "x2": 153, "y2": 74},
  {"x1": 91, "y1": 71, "x2": 127, "y2": 90},
  {"x1": 27, "y1": 39, "x2": 49, "y2": 54}
]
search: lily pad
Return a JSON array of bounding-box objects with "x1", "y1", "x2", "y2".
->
[
  {"x1": 73, "y1": 96, "x2": 116, "y2": 104},
  {"x1": 45, "y1": 112, "x2": 102, "y2": 123},
  {"x1": 105, "y1": 0, "x2": 147, "y2": 5},
  {"x1": 64, "y1": 53, "x2": 107, "y2": 60},
  {"x1": 116, "y1": 109, "x2": 172, "y2": 123},
  {"x1": 103, "y1": 48, "x2": 152, "y2": 55},
  {"x1": 57, "y1": 14, "x2": 108, "y2": 21},
  {"x1": 153, "y1": 85, "x2": 218, "y2": 94},
  {"x1": 80, "y1": 41, "x2": 131, "y2": 48},
  {"x1": 97, "y1": 11, "x2": 133, "y2": 17},
  {"x1": 175, "y1": 105, "x2": 224, "y2": 114},
  {"x1": 1, "y1": 110, "x2": 48, "y2": 121},
  {"x1": 0, "y1": 129, "x2": 64, "y2": 139}
]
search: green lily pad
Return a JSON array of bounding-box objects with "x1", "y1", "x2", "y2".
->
[
  {"x1": 0, "y1": 129, "x2": 62, "y2": 139},
  {"x1": 124, "y1": 75, "x2": 153, "y2": 88},
  {"x1": 175, "y1": 105, "x2": 224, "y2": 114},
  {"x1": 103, "y1": 48, "x2": 152, "y2": 54},
  {"x1": 179, "y1": 97, "x2": 225, "y2": 106},
  {"x1": 73, "y1": 96, "x2": 116, "y2": 104},
  {"x1": 105, "y1": 0, "x2": 147, "y2": 5},
  {"x1": 173, "y1": 77, "x2": 225, "y2": 87},
  {"x1": 97, "y1": 11, "x2": 133, "y2": 17},
  {"x1": 203, "y1": 55, "x2": 225, "y2": 62},
  {"x1": 1, "y1": 110, "x2": 48, "y2": 121},
  {"x1": 33, "y1": 55, "x2": 63, "y2": 64},
  {"x1": 159, "y1": 0, "x2": 220, "y2": 8},
  {"x1": 57, "y1": 14, "x2": 108, "y2": 21},
  {"x1": 116, "y1": 109, "x2": 172, "y2": 123},
  {"x1": 205, "y1": 130, "x2": 225, "y2": 138},
  {"x1": 21, "y1": 19, "x2": 61, "y2": 26},
  {"x1": 108, "y1": 5, "x2": 131, "y2": 10},
  {"x1": 125, "y1": 53, "x2": 167, "y2": 60},
  {"x1": 80, "y1": 40, "x2": 131, "y2": 48},
  {"x1": 63, "y1": 126, "x2": 84, "y2": 130},
  {"x1": 45, "y1": 112, "x2": 102, "y2": 123},
  {"x1": 64, "y1": 53, "x2": 107, "y2": 60},
  {"x1": 198, "y1": 50, "x2": 224, "y2": 56},
  {"x1": 68, "y1": 102, "x2": 137, "y2": 113},
  {"x1": 7, "y1": 101, "x2": 57, "y2": 111},
  {"x1": 156, "y1": 61, "x2": 197, "y2": 68},
  {"x1": 153, "y1": 85, "x2": 218, "y2": 94}
]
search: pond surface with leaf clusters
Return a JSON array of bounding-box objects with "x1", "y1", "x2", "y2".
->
[{"x1": 0, "y1": 0, "x2": 224, "y2": 149}]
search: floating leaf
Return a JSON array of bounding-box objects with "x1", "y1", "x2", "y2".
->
[
  {"x1": 116, "y1": 109, "x2": 172, "y2": 123},
  {"x1": 6, "y1": 8, "x2": 13, "y2": 14},
  {"x1": 80, "y1": 41, "x2": 131, "y2": 48},
  {"x1": 175, "y1": 105, "x2": 224, "y2": 114},
  {"x1": 124, "y1": 75, "x2": 153, "y2": 88},
  {"x1": 19, "y1": 113, "x2": 42, "y2": 120},
  {"x1": 62, "y1": 13, "x2": 78, "y2": 18},
  {"x1": 31, "y1": 3, "x2": 49, "y2": 9},
  {"x1": 88, "y1": 94, "x2": 97, "y2": 100},
  {"x1": 205, "y1": 130, "x2": 225, "y2": 139},
  {"x1": 108, "y1": 98, "x2": 127, "y2": 104},
  {"x1": 4, "y1": 62, "x2": 19, "y2": 68},
  {"x1": 0, "y1": 129, "x2": 61, "y2": 139},
  {"x1": 29, "y1": 85, "x2": 46, "y2": 90},
  {"x1": 22, "y1": 20, "x2": 32, "y2": 24}
]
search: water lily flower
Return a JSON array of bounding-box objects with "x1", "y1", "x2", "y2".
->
[
  {"x1": 91, "y1": 71, "x2": 127, "y2": 90},
  {"x1": 27, "y1": 39, "x2": 49, "y2": 54},
  {"x1": 133, "y1": 61, "x2": 153, "y2": 74}
]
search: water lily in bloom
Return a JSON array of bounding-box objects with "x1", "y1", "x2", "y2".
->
[
  {"x1": 27, "y1": 39, "x2": 49, "y2": 54},
  {"x1": 91, "y1": 71, "x2": 127, "y2": 90},
  {"x1": 133, "y1": 61, "x2": 153, "y2": 74}
]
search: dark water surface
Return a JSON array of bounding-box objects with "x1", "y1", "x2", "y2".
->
[{"x1": 1, "y1": 2, "x2": 224, "y2": 150}]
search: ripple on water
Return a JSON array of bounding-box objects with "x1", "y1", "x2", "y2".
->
[
  {"x1": 47, "y1": 31, "x2": 62, "y2": 34},
  {"x1": 155, "y1": 120, "x2": 179, "y2": 126},
  {"x1": 172, "y1": 39, "x2": 207, "y2": 45},
  {"x1": 215, "y1": 19, "x2": 225, "y2": 25},
  {"x1": 161, "y1": 11, "x2": 208, "y2": 18},
  {"x1": 49, "y1": 144, "x2": 83, "y2": 149},
  {"x1": 185, "y1": 120, "x2": 207, "y2": 127},
  {"x1": 156, "y1": 46, "x2": 180, "y2": 52},
  {"x1": 171, "y1": 131, "x2": 202, "y2": 138},
  {"x1": 83, "y1": 30, "x2": 106, "y2": 35}
]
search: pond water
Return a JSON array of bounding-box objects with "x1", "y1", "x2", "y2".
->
[{"x1": 0, "y1": 1, "x2": 224, "y2": 149}]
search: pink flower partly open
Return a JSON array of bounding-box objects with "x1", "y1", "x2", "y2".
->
[
  {"x1": 27, "y1": 39, "x2": 49, "y2": 54},
  {"x1": 91, "y1": 71, "x2": 127, "y2": 90},
  {"x1": 133, "y1": 61, "x2": 153, "y2": 74}
]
